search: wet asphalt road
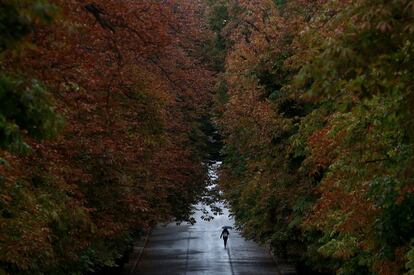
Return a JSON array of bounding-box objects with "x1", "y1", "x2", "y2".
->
[{"x1": 133, "y1": 204, "x2": 281, "y2": 275}]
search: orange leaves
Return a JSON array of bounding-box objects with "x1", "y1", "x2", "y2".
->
[
  {"x1": 373, "y1": 253, "x2": 406, "y2": 275},
  {"x1": 1, "y1": 0, "x2": 214, "y2": 273},
  {"x1": 218, "y1": 0, "x2": 414, "y2": 273},
  {"x1": 307, "y1": 126, "x2": 335, "y2": 173},
  {"x1": 306, "y1": 124, "x2": 347, "y2": 176},
  {"x1": 309, "y1": 177, "x2": 377, "y2": 234}
]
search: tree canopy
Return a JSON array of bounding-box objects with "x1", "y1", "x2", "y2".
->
[
  {"x1": 0, "y1": 1, "x2": 215, "y2": 273},
  {"x1": 213, "y1": 0, "x2": 414, "y2": 274},
  {"x1": 1, "y1": 0, "x2": 414, "y2": 274}
]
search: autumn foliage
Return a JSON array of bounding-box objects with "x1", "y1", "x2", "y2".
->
[
  {"x1": 0, "y1": 0, "x2": 214, "y2": 273},
  {"x1": 211, "y1": 0, "x2": 414, "y2": 274},
  {"x1": 2, "y1": 0, "x2": 414, "y2": 274}
]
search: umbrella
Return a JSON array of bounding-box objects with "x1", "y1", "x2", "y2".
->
[{"x1": 222, "y1": 226, "x2": 233, "y2": 230}]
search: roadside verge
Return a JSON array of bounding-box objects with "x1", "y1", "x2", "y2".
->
[{"x1": 122, "y1": 231, "x2": 151, "y2": 275}]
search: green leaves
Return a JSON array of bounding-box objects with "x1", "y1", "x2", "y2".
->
[
  {"x1": 0, "y1": 74, "x2": 62, "y2": 153},
  {"x1": 406, "y1": 241, "x2": 414, "y2": 275},
  {"x1": 218, "y1": 0, "x2": 414, "y2": 273},
  {"x1": 0, "y1": 0, "x2": 56, "y2": 52},
  {"x1": 0, "y1": 0, "x2": 61, "y2": 153}
]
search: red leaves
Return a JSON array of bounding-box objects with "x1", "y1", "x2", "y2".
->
[
  {"x1": 307, "y1": 125, "x2": 345, "y2": 176},
  {"x1": 1, "y1": 0, "x2": 214, "y2": 272}
]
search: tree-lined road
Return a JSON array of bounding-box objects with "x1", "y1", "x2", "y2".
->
[{"x1": 130, "y1": 204, "x2": 295, "y2": 275}]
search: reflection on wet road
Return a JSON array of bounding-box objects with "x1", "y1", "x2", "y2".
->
[
  {"x1": 134, "y1": 204, "x2": 280, "y2": 275},
  {"x1": 132, "y1": 162, "x2": 286, "y2": 275}
]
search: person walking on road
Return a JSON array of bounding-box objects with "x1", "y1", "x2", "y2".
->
[{"x1": 220, "y1": 228, "x2": 230, "y2": 248}]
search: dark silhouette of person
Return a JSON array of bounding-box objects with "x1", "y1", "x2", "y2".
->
[{"x1": 220, "y1": 228, "x2": 230, "y2": 248}]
